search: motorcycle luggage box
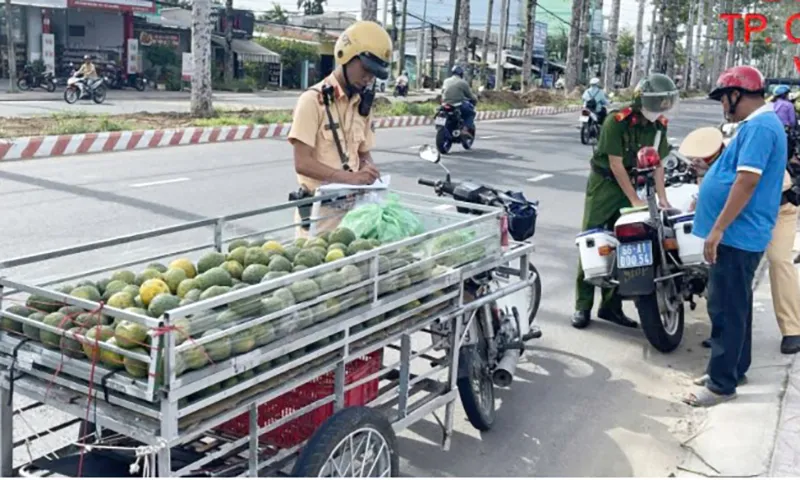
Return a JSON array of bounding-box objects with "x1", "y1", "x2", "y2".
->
[
  {"x1": 575, "y1": 229, "x2": 618, "y2": 282},
  {"x1": 669, "y1": 213, "x2": 705, "y2": 265}
]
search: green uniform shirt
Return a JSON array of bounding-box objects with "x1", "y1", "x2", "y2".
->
[{"x1": 582, "y1": 108, "x2": 670, "y2": 229}]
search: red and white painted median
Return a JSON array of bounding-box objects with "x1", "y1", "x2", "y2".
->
[{"x1": 0, "y1": 105, "x2": 581, "y2": 162}]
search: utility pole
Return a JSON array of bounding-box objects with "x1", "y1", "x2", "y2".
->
[
  {"x1": 419, "y1": 0, "x2": 427, "y2": 88},
  {"x1": 495, "y1": 0, "x2": 509, "y2": 88},
  {"x1": 480, "y1": 0, "x2": 494, "y2": 86},
  {"x1": 397, "y1": 0, "x2": 408, "y2": 77},
  {"x1": 430, "y1": 23, "x2": 436, "y2": 84},
  {"x1": 447, "y1": 0, "x2": 462, "y2": 72},
  {"x1": 382, "y1": 0, "x2": 388, "y2": 26}
]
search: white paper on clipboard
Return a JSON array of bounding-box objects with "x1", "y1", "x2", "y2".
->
[{"x1": 317, "y1": 175, "x2": 391, "y2": 193}]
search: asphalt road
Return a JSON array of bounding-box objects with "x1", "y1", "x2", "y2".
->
[{"x1": 0, "y1": 99, "x2": 727, "y2": 475}]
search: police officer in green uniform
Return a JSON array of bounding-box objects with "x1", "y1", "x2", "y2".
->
[{"x1": 572, "y1": 73, "x2": 680, "y2": 329}]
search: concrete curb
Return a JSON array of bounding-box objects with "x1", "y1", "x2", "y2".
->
[{"x1": 0, "y1": 105, "x2": 582, "y2": 162}]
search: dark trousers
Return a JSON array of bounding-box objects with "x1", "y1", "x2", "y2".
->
[
  {"x1": 706, "y1": 244, "x2": 763, "y2": 395},
  {"x1": 459, "y1": 102, "x2": 476, "y2": 129}
]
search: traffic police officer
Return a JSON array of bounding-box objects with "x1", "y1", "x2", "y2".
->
[
  {"x1": 287, "y1": 21, "x2": 392, "y2": 234},
  {"x1": 572, "y1": 73, "x2": 680, "y2": 329}
]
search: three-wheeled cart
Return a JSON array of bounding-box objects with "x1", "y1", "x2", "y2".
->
[{"x1": 0, "y1": 189, "x2": 537, "y2": 477}]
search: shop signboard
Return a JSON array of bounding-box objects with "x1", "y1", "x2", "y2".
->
[
  {"x1": 42, "y1": 33, "x2": 55, "y2": 73},
  {"x1": 139, "y1": 31, "x2": 180, "y2": 48},
  {"x1": 267, "y1": 63, "x2": 281, "y2": 87},
  {"x1": 127, "y1": 38, "x2": 139, "y2": 74},
  {"x1": 10, "y1": 0, "x2": 67, "y2": 8},
  {"x1": 67, "y1": 0, "x2": 156, "y2": 13}
]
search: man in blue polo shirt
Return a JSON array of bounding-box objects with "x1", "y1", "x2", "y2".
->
[{"x1": 685, "y1": 66, "x2": 787, "y2": 407}]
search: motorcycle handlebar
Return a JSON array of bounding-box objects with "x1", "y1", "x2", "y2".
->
[{"x1": 417, "y1": 178, "x2": 437, "y2": 187}]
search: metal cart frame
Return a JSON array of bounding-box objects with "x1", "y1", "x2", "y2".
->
[{"x1": 0, "y1": 190, "x2": 536, "y2": 477}]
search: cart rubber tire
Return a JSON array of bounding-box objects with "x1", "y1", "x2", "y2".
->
[
  {"x1": 635, "y1": 291, "x2": 684, "y2": 353},
  {"x1": 292, "y1": 406, "x2": 399, "y2": 477},
  {"x1": 456, "y1": 335, "x2": 496, "y2": 432},
  {"x1": 528, "y1": 263, "x2": 542, "y2": 326}
]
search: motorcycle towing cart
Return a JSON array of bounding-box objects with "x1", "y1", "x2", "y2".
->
[{"x1": 0, "y1": 187, "x2": 539, "y2": 477}]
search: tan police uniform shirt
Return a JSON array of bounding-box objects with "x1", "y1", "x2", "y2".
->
[{"x1": 288, "y1": 73, "x2": 376, "y2": 192}]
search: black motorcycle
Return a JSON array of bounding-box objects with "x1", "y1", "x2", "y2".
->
[
  {"x1": 393, "y1": 83, "x2": 408, "y2": 97},
  {"x1": 17, "y1": 64, "x2": 57, "y2": 92},
  {"x1": 434, "y1": 102, "x2": 476, "y2": 154},
  {"x1": 104, "y1": 65, "x2": 147, "y2": 91}
]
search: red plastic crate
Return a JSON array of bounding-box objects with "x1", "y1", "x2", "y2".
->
[{"x1": 216, "y1": 350, "x2": 382, "y2": 449}]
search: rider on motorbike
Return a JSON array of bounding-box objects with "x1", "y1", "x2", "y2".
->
[
  {"x1": 772, "y1": 85, "x2": 797, "y2": 128},
  {"x1": 582, "y1": 77, "x2": 610, "y2": 127},
  {"x1": 572, "y1": 73, "x2": 679, "y2": 330},
  {"x1": 441, "y1": 65, "x2": 478, "y2": 138},
  {"x1": 76, "y1": 55, "x2": 98, "y2": 80}
]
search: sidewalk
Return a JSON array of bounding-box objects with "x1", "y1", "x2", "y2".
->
[{"x1": 676, "y1": 236, "x2": 800, "y2": 477}]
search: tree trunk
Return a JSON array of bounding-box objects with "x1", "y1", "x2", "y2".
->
[
  {"x1": 652, "y1": 0, "x2": 665, "y2": 72},
  {"x1": 448, "y1": 0, "x2": 462, "y2": 73},
  {"x1": 682, "y1": 3, "x2": 695, "y2": 91},
  {"x1": 630, "y1": 0, "x2": 646, "y2": 87},
  {"x1": 521, "y1": 0, "x2": 536, "y2": 92},
  {"x1": 710, "y1": 15, "x2": 723, "y2": 85},
  {"x1": 661, "y1": 0, "x2": 679, "y2": 78},
  {"x1": 723, "y1": 0, "x2": 734, "y2": 69},
  {"x1": 361, "y1": 0, "x2": 378, "y2": 21},
  {"x1": 495, "y1": 0, "x2": 509, "y2": 89},
  {"x1": 4, "y1": 0, "x2": 17, "y2": 93},
  {"x1": 577, "y1": 0, "x2": 591, "y2": 82},
  {"x1": 645, "y1": 2, "x2": 656, "y2": 75},
  {"x1": 191, "y1": 0, "x2": 214, "y2": 117},
  {"x1": 603, "y1": 0, "x2": 620, "y2": 90},
  {"x1": 480, "y1": 0, "x2": 494, "y2": 86},
  {"x1": 565, "y1": 0, "x2": 584, "y2": 90},
  {"x1": 692, "y1": 0, "x2": 705, "y2": 90},
  {"x1": 397, "y1": 0, "x2": 408, "y2": 77},
  {"x1": 224, "y1": 0, "x2": 234, "y2": 85},
  {"x1": 457, "y1": 0, "x2": 471, "y2": 82}
]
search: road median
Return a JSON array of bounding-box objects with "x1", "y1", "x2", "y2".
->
[{"x1": 0, "y1": 104, "x2": 581, "y2": 162}]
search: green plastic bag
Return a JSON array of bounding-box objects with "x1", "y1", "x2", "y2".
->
[{"x1": 340, "y1": 194, "x2": 424, "y2": 243}]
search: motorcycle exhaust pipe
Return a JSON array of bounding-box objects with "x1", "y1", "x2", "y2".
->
[{"x1": 492, "y1": 348, "x2": 521, "y2": 388}]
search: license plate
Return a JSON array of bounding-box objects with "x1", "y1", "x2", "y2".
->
[
  {"x1": 580, "y1": 116, "x2": 589, "y2": 123},
  {"x1": 435, "y1": 117, "x2": 446, "y2": 126},
  {"x1": 617, "y1": 241, "x2": 653, "y2": 268}
]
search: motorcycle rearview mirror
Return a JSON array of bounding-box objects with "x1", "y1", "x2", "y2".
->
[
  {"x1": 418, "y1": 144, "x2": 441, "y2": 164},
  {"x1": 418, "y1": 144, "x2": 451, "y2": 182}
]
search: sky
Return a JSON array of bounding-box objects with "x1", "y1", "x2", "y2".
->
[{"x1": 233, "y1": 0, "x2": 655, "y2": 36}]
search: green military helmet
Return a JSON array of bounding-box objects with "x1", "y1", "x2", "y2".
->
[{"x1": 633, "y1": 73, "x2": 679, "y2": 119}]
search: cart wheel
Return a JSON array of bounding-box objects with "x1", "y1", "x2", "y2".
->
[
  {"x1": 292, "y1": 407, "x2": 399, "y2": 477},
  {"x1": 457, "y1": 335, "x2": 496, "y2": 431}
]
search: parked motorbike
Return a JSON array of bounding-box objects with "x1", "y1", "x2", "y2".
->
[
  {"x1": 417, "y1": 144, "x2": 543, "y2": 431},
  {"x1": 17, "y1": 64, "x2": 57, "y2": 92},
  {"x1": 64, "y1": 74, "x2": 107, "y2": 104},
  {"x1": 434, "y1": 103, "x2": 476, "y2": 154},
  {"x1": 104, "y1": 64, "x2": 147, "y2": 91},
  {"x1": 576, "y1": 146, "x2": 708, "y2": 353}
]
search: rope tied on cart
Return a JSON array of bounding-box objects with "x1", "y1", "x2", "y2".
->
[
  {"x1": 72, "y1": 438, "x2": 167, "y2": 477},
  {"x1": 150, "y1": 323, "x2": 217, "y2": 368}
]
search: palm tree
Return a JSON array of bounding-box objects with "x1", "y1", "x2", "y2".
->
[
  {"x1": 191, "y1": 0, "x2": 214, "y2": 117},
  {"x1": 457, "y1": 0, "x2": 471, "y2": 80},
  {"x1": 682, "y1": 2, "x2": 695, "y2": 91},
  {"x1": 224, "y1": 0, "x2": 234, "y2": 84},
  {"x1": 480, "y1": 0, "x2": 494, "y2": 86}
]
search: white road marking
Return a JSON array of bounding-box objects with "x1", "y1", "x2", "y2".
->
[
  {"x1": 527, "y1": 174, "x2": 554, "y2": 183},
  {"x1": 530, "y1": 129, "x2": 546, "y2": 133},
  {"x1": 480, "y1": 135, "x2": 498, "y2": 139},
  {"x1": 131, "y1": 177, "x2": 190, "y2": 188},
  {"x1": 409, "y1": 145, "x2": 421, "y2": 150}
]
